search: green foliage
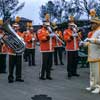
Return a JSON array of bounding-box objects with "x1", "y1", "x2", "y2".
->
[
  {"x1": 39, "y1": 0, "x2": 100, "y2": 23},
  {"x1": 96, "y1": 4, "x2": 100, "y2": 18},
  {"x1": 0, "y1": 0, "x2": 25, "y2": 21}
]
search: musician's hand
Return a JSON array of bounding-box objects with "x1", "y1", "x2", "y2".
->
[
  {"x1": 73, "y1": 28, "x2": 77, "y2": 33},
  {"x1": 72, "y1": 33, "x2": 78, "y2": 37},
  {"x1": 79, "y1": 41, "x2": 84, "y2": 47},
  {"x1": 49, "y1": 33, "x2": 55, "y2": 37},
  {"x1": 32, "y1": 38, "x2": 35, "y2": 41},
  {"x1": 84, "y1": 38, "x2": 91, "y2": 42}
]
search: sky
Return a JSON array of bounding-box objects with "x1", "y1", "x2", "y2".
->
[{"x1": 17, "y1": 0, "x2": 51, "y2": 25}]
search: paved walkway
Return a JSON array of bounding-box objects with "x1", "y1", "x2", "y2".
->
[{"x1": 0, "y1": 46, "x2": 100, "y2": 100}]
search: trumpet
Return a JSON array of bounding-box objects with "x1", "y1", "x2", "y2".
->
[
  {"x1": 1, "y1": 23, "x2": 25, "y2": 54},
  {"x1": 47, "y1": 26, "x2": 65, "y2": 45}
]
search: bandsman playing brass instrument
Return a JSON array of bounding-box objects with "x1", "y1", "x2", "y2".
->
[
  {"x1": 64, "y1": 20, "x2": 81, "y2": 79},
  {"x1": 37, "y1": 21, "x2": 55, "y2": 80},
  {"x1": 0, "y1": 24, "x2": 7, "y2": 73},
  {"x1": 24, "y1": 26, "x2": 37, "y2": 66},
  {"x1": 53, "y1": 25, "x2": 64, "y2": 65},
  {"x1": 8, "y1": 23, "x2": 24, "y2": 83}
]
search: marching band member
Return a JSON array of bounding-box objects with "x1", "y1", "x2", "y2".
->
[
  {"x1": 23, "y1": 29, "x2": 28, "y2": 62},
  {"x1": 0, "y1": 25, "x2": 7, "y2": 73},
  {"x1": 24, "y1": 26, "x2": 36, "y2": 66},
  {"x1": 53, "y1": 26, "x2": 64, "y2": 65},
  {"x1": 37, "y1": 21, "x2": 54, "y2": 80},
  {"x1": 81, "y1": 10, "x2": 100, "y2": 93},
  {"x1": 1, "y1": 43, "x2": 8, "y2": 73},
  {"x1": 8, "y1": 23, "x2": 24, "y2": 83},
  {"x1": 64, "y1": 21, "x2": 81, "y2": 79}
]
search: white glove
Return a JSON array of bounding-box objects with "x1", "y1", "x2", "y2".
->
[
  {"x1": 73, "y1": 28, "x2": 77, "y2": 33},
  {"x1": 84, "y1": 38, "x2": 90, "y2": 42},
  {"x1": 47, "y1": 27, "x2": 52, "y2": 33},
  {"x1": 72, "y1": 33, "x2": 78, "y2": 37},
  {"x1": 49, "y1": 33, "x2": 55, "y2": 37},
  {"x1": 79, "y1": 41, "x2": 84, "y2": 46},
  {"x1": 32, "y1": 38, "x2": 35, "y2": 41},
  {"x1": 84, "y1": 38, "x2": 95, "y2": 43}
]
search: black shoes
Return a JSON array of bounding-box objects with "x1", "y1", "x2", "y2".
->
[
  {"x1": 67, "y1": 73, "x2": 80, "y2": 79},
  {"x1": 32, "y1": 64, "x2": 36, "y2": 66},
  {"x1": 46, "y1": 77, "x2": 53, "y2": 80},
  {"x1": 0, "y1": 71, "x2": 7, "y2": 74},
  {"x1": 60, "y1": 62, "x2": 64, "y2": 65},
  {"x1": 8, "y1": 80, "x2": 14, "y2": 83},
  {"x1": 8, "y1": 79, "x2": 24, "y2": 83},
  {"x1": 39, "y1": 76, "x2": 53, "y2": 80},
  {"x1": 16, "y1": 79, "x2": 24, "y2": 82},
  {"x1": 55, "y1": 63, "x2": 58, "y2": 65},
  {"x1": 55, "y1": 62, "x2": 64, "y2": 65},
  {"x1": 72, "y1": 74, "x2": 80, "y2": 77},
  {"x1": 39, "y1": 77, "x2": 46, "y2": 80},
  {"x1": 29, "y1": 63, "x2": 36, "y2": 66}
]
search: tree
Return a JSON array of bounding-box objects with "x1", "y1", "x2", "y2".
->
[
  {"x1": 0, "y1": 0, "x2": 25, "y2": 21},
  {"x1": 39, "y1": 0, "x2": 100, "y2": 23},
  {"x1": 73, "y1": 0, "x2": 100, "y2": 19},
  {"x1": 39, "y1": 0, "x2": 68, "y2": 23},
  {"x1": 39, "y1": 1, "x2": 55, "y2": 22},
  {"x1": 96, "y1": 4, "x2": 100, "y2": 18},
  {"x1": 39, "y1": 0, "x2": 83, "y2": 23},
  {"x1": 80, "y1": 0, "x2": 98, "y2": 19}
]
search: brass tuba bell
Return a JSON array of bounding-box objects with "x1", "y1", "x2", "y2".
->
[{"x1": 2, "y1": 23, "x2": 25, "y2": 54}]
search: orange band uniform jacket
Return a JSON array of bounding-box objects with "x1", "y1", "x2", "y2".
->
[
  {"x1": 37, "y1": 27, "x2": 54, "y2": 52},
  {"x1": 24, "y1": 31, "x2": 36, "y2": 49},
  {"x1": 1, "y1": 44, "x2": 9, "y2": 54},
  {"x1": 0, "y1": 32, "x2": 9, "y2": 54},
  {"x1": 64, "y1": 28, "x2": 81, "y2": 51}
]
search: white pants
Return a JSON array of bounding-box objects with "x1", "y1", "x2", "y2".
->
[{"x1": 90, "y1": 62, "x2": 100, "y2": 88}]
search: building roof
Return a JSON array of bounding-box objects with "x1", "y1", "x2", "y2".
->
[
  {"x1": 20, "y1": 17, "x2": 32, "y2": 22},
  {"x1": 12, "y1": 17, "x2": 32, "y2": 22}
]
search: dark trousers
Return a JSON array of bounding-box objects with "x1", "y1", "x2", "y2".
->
[
  {"x1": 8, "y1": 55, "x2": 22, "y2": 80},
  {"x1": 40, "y1": 52, "x2": 53, "y2": 78},
  {"x1": 24, "y1": 48, "x2": 28, "y2": 62},
  {"x1": 0, "y1": 54, "x2": 7, "y2": 73},
  {"x1": 54, "y1": 47, "x2": 63, "y2": 65},
  {"x1": 27, "y1": 48, "x2": 35, "y2": 66},
  {"x1": 67, "y1": 51, "x2": 78, "y2": 76}
]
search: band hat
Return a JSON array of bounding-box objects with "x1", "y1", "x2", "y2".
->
[
  {"x1": 0, "y1": 19, "x2": 3, "y2": 25},
  {"x1": 91, "y1": 17, "x2": 100, "y2": 24}
]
